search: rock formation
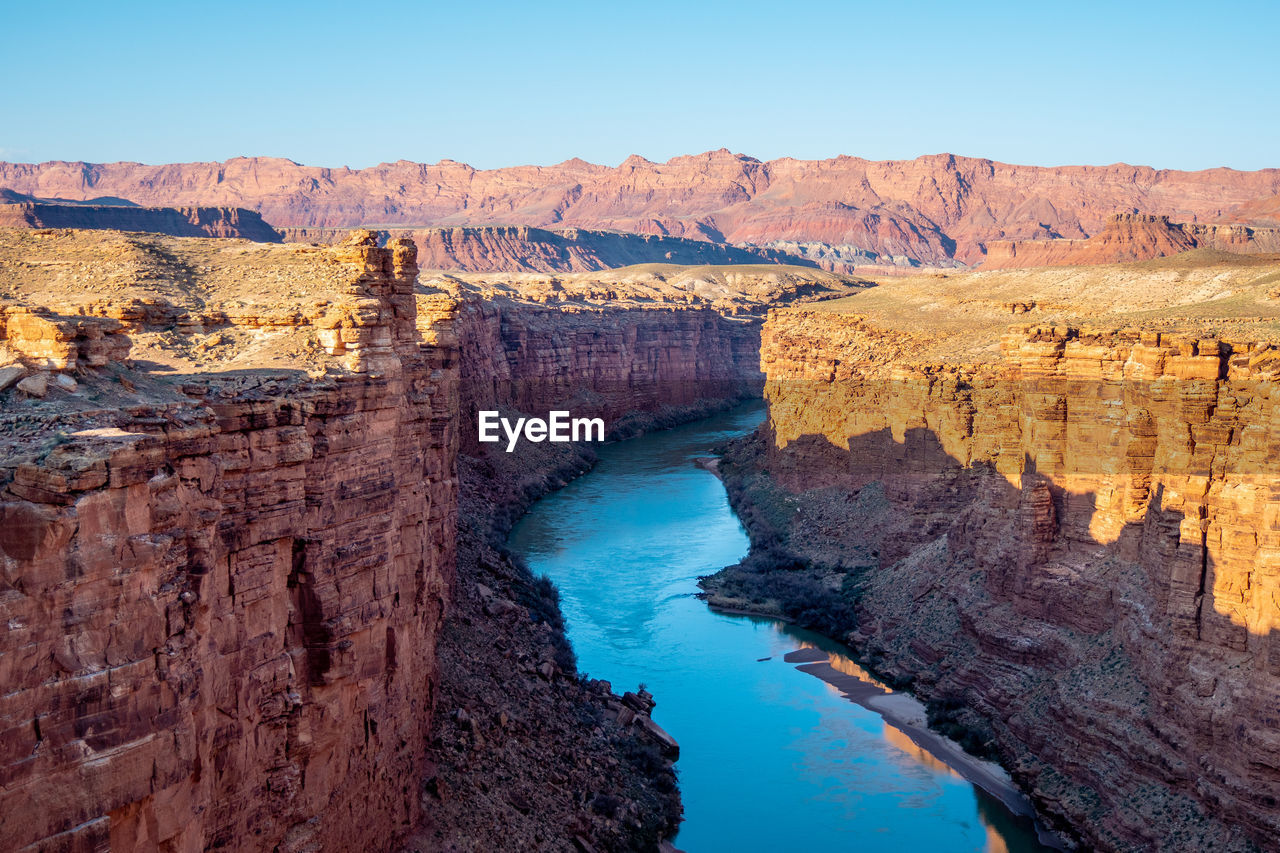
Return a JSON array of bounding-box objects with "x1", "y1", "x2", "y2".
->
[
  {"x1": 1227, "y1": 193, "x2": 1280, "y2": 227},
  {"x1": 0, "y1": 232, "x2": 457, "y2": 851},
  {"x1": 983, "y1": 212, "x2": 1280, "y2": 269},
  {"x1": 4, "y1": 151, "x2": 1278, "y2": 267},
  {"x1": 429, "y1": 262, "x2": 865, "y2": 454},
  {"x1": 11, "y1": 216, "x2": 1280, "y2": 850},
  {"x1": 703, "y1": 252, "x2": 1280, "y2": 850},
  {"x1": 0, "y1": 192, "x2": 281, "y2": 242},
  {"x1": 280, "y1": 225, "x2": 815, "y2": 272},
  {"x1": 400, "y1": 261, "x2": 864, "y2": 852},
  {"x1": 0, "y1": 225, "x2": 864, "y2": 851}
]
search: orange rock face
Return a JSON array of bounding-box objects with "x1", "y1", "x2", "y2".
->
[
  {"x1": 451, "y1": 299, "x2": 762, "y2": 453},
  {"x1": 0, "y1": 237, "x2": 459, "y2": 851},
  {"x1": 1227, "y1": 193, "x2": 1280, "y2": 227},
  {"x1": 434, "y1": 264, "x2": 866, "y2": 454},
  {"x1": 4, "y1": 152, "x2": 1278, "y2": 266},
  {"x1": 280, "y1": 225, "x2": 814, "y2": 272},
  {"x1": 982, "y1": 212, "x2": 1280, "y2": 269},
  {"x1": 750, "y1": 311, "x2": 1280, "y2": 849}
]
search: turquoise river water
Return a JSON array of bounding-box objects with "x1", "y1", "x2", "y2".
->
[{"x1": 507, "y1": 402, "x2": 1054, "y2": 852}]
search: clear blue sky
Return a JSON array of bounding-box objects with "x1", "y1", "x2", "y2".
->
[{"x1": 3, "y1": 0, "x2": 1277, "y2": 171}]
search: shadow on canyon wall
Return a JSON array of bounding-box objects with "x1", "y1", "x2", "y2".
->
[{"x1": 712, "y1": 399, "x2": 1280, "y2": 850}]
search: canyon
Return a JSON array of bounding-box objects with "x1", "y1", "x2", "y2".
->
[
  {"x1": 5, "y1": 215, "x2": 1280, "y2": 850},
  {"x1": 3, "y1": 152, "x2": 1279, "y2": 269},
  {"x1": 434, "y1": 262, "x2": 863, "y2": 453},
  {"x1": 0, "y1": 226, "x2": 857, "y2": 851},
  {"x1": 702, "y1": 249, "x2": 1280, "y2": 850}
]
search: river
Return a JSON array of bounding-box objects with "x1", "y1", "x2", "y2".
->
[{"x1": 507, "y1": 402, "x2": 1054, "y2": 852}]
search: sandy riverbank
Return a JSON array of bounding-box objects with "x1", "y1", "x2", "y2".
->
[{"x1": 782, "y1": 647, "x2": 1067, "y2": 850}]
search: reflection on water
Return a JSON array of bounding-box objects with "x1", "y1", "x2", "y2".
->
[
  {"x1": 507, "y1": 402, "x2": 1054, "y2": 852},
  {"x1": 793, "y1": 639, "x2": 893, "y2": 691},
  {"x1": 881, "y1": 724, "x2": 962, "y2": 780}
]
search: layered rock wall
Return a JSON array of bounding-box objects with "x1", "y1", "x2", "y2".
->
[
  {"x1": 982, "y1": 212, "x2": 1280, "y2": 269},
  {"x1": 450, "y1": 296, "x2": 763, "y2": 452},
  {"x1": 0, "y1": 238, "x2": 459, "y2": 851},
  {"x1": 0, "y1": 199, "x2": 282, "y2": 242},
  {"x1": 751, "y1": 311, "x2": 1280, "y2": 849},
  {"x1": 281, "y1": 225, "x2": 814, "y2": 272}
]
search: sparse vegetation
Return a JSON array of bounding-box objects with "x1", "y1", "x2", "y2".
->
[{"x1": 925, "y1": 697, "x2": 999, "y2": 761}]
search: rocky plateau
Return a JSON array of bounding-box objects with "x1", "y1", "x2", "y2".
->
[
  {"x1": 0, "y1": 191, "x2": 281, "y2": 243},
  {"x1": 983, "y1": 212, "x2": 1280, "y2": 269}
]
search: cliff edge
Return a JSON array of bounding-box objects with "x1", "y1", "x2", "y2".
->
[{"x1": 704, "y1": 252, "x2": 1280, "y2": 851}]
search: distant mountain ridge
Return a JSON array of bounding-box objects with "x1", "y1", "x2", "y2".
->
[
  {"x1": 3, "y1": 151, "x2": 1277, "y2": 268},
  {"x1": 279, "y1": 225, "x2": 817, "y2": 272}
]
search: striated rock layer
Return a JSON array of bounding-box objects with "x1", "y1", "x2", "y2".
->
[
  {"x1": 4, "y1": 151, "x2": 1279, "y2": 266},
  {"x1": 0, "y1": 234, "x2": 459, "y2": 851},
  {"x1": 281, "y1": 224, "x2": 814, "y2": 272},
  {"x1": 450, "y1": 300, "x2": 761, "y2": 451},
  {"x1": 0, "y1": 194, "x2": 281, "y2": 242},
  {"x1": 397, "y1": 263, "x2": 865, "y2": 851},
  {"x1": 710, "y1": 308, "x2": 1280, "y2": 850},
  {"x1": 425, "y1": 263, "x2": 866, "y2": 454},
  {"x1": 983, "y1": 212, "x2": 1280, "y2": 269}
]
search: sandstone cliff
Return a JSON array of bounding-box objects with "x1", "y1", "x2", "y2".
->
[
  {"x1": 5, "y1": 151, "x2": 1278, "y2": 267},
  {"x1": 281, "y1": 225, "x2": 814, "y2": 272},
  {"x1": 983, "y1": 212, "x2": 1280, "y2": 269},
  {"x1": 0, "y1": 193, "x2": 281, "y2": 242},
  {"x1": 428, "y1": 263, "x2": 866, "y2": 455},
  {"x1": 0, "y1": 232, "x2": 458, "y2": 851},
  {"x1": 704, "y1": 255, "x2": 1280, "y2": 849},
  {"x1": 395, "y1": 261, "x2": 865, "y2": 851}
]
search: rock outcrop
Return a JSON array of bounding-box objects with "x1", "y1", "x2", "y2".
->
[
  {"x1": 0, "y1": 193, "x2": 281, "y2": 241},
  {"x1": 280, "y1": 225, "x2": 815, "y2": 272},
  {"x1": 707, "y1": 305, "x2": 1280, "y2": 850},
  {"x1": 0, "y1": 232, "x2": 458, "y2": 851},
  {"x1": 5, "y1": 151, "x2": 1279, "y2": 267},
  {"x1": 983, "y1": 212, "x2": 1280, "y2": 269}
]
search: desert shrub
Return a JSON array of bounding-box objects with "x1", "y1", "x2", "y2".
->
[
  {"x1": 926, "y1": 696, "x2": 998, "y2": 760},
  {"x1": 716, "y1": 557, "x2": 860, "y2": 638},
  {"x1": 621, "y1": 740, "x2": 675, "y2": 792},
  {"x1": 514, "y1": 572, "x2": 578, "y2": 675}
]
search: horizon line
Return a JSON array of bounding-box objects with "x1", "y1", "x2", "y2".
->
[{"x1": 2, "y1": 149, "x2": 1277, "y2": 176}]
